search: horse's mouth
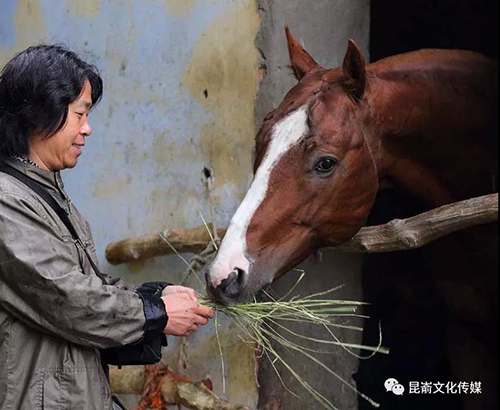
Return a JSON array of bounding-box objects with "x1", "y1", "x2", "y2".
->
[
  {"x1": 205, "y1": 284, "x2": 248, "y2": 306},
  {"x1": 206, "y1": 281, "x2": 270, "y2": 306}
]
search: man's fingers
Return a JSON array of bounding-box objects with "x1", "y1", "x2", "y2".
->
[
  {"x1": 194, "y1": 304, "x2": 214, "y2": 318},
  {"x1": 193, "y1": 314, "x2": 209, "y2": 326},
  {"x1": 163, "y1": 286, "x2": 198, "y2": 302}
]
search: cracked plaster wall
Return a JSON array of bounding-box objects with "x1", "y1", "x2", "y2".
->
[{"x1": 1, "y1": 1, "x2": 260, "y2": 408}]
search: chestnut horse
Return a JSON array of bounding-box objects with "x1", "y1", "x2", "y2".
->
[{"x1": 206, "y1": 28, "x2": 497, "y2": 409}]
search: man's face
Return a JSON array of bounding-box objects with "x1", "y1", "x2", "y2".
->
[{"x1": 29, "y1": 80, "x2": 93, "y2": 171}]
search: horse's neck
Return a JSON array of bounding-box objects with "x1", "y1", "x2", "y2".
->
[{"x1": 365, "y1": 62, "x2": 498, "y2": 208}]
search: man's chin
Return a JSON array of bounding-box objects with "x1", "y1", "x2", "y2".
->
[{"x1": 63, "y1": 158, "x2": 79, "y2": 170}]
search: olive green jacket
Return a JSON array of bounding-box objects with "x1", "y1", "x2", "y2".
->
[{"x1": 0, "y1": 156, "x2": 146, "y2": 409}]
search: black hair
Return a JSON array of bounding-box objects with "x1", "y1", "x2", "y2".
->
[{"x1": 0, "y1": 44, "x2": 103, "y2": 157}]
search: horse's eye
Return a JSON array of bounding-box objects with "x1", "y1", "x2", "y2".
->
[{"x1": 314, "y1": 157, "x2": 337, "y2": 173}]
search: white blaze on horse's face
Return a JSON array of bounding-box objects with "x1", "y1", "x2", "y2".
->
[{"x1": 208, "y1": 107, "x2": 309, "y2": 292}]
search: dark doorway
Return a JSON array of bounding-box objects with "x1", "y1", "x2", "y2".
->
[
  {"x1": 356, "y1": 1, "x2": 498, "y2": 410},
  {"x1": 370, "y1": 0, "x2": 498, "y2": 61}
]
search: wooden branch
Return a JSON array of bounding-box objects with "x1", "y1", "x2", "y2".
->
[
  {"x1": 105, "y1": 193, "x2": 498, "y2": 265},
  {"x1": 109, "y1": 366, "x2": 252, "y2": 410},
  {"x1": 106, "y1": 225, "x2": 226, "y2": 265},
  {"x1": 332, "y1": 193, "x2": 498, "y2": 253}
]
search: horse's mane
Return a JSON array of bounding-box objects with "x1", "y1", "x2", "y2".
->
[{"x1": 367, "y1": 48, "x2": 497, "y2": 83}]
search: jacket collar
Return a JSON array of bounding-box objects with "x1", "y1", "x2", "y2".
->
[{"x1": 0, "y1": 155, "x2": 65, "y2": 194}]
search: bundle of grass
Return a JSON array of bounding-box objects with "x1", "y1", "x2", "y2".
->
[
  {"x1": 159, "y1": 232, "x2": 387, "y2": 410},
  {"x1": 202, "y1": 275, "x2": 386, "y2": 409}
]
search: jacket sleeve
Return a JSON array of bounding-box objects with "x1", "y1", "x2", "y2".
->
[{"x1": 0, "y1": 191, "x2": 167, "y2": 349}]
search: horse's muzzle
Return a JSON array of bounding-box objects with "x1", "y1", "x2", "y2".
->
[{"x1": 206, "y1": 267, "x2": 248, "y2": 305}]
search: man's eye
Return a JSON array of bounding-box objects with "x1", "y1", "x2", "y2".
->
[{"x1": 314, "y1": 157, "x2": 337, "y2": 173}]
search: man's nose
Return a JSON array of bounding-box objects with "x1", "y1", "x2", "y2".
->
[{"x1": 81, "y1": 119, "x2": 92, "y2": 136}]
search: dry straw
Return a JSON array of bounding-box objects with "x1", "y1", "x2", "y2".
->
[{"x1": 159, "y1": 225, "x2": 388, "y2": 410}]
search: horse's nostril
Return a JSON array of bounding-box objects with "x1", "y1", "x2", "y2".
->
[
  {"x1": 218, "y1": 268, "x2": 247, "y2": 297},
  {"x1": 234, "y1": 268, "x2": 247, "y2": 288}
]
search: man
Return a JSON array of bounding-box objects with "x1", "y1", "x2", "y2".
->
[{"x1": 0, "y1": 44, "x2": 214, "y2": 409}]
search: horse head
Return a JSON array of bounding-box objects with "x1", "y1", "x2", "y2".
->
[{"x1": 206, "y1": 28, "x2": 379, "y2": 304}]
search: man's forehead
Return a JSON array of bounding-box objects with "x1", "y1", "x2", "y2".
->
[
  {"x1": 75, "y1": 98, "x2": 92, "y2": 109},
  {"x1": 80, "y1": 100, "x2": 92, "y2": 107},
  {"x1": 76, "y1": 80, "x2": 93, "y2": 108}
]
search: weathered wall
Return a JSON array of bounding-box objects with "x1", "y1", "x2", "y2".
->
[
  {"x1": 255, "y1": 1, "x2": 371, "y2": 409},
  {"x1": 1, "y1": 0, "x2": 261, "y2": 408}
]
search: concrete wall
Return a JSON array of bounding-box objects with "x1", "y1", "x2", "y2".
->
[
  {"x1": 255, "y1": 0, "x2": 370, "y2": 123},
  {"x1": 255, "y1": 1, "x2": 370, "y2": 409},
  {"x1": 1, "y1": 1, "x2": 261, "y2": 408},
  {"x1": 1, "y1": 1, "x2": 371, "y2": 409}
]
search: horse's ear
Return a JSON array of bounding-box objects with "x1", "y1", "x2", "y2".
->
[
  {"x1": 341, "y1": 39, "x2": 366, "y2": 100},
  {"x1": 285, "y1": 26, "x2": 321, "y2": 81}
]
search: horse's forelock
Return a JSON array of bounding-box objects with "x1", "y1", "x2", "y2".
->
[{"x1": 253, "y1": 74, "x2": 354, "y2": 173}]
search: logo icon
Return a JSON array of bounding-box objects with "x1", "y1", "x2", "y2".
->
[{"x1": 385, "y1": 378, "x2": 405, "y2": 395}]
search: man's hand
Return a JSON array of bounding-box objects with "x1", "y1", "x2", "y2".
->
[
  {"x1": 162, "y1": 285, "x2": 197, "y2": 302},
  {"x1": 161, "y1": 292, "x2": 214, "y2": 337}
]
